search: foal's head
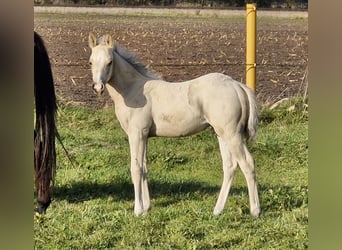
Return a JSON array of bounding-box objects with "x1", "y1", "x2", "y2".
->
[{"x1": 88, "y1": 33, "x2": 114, "y2": 95}]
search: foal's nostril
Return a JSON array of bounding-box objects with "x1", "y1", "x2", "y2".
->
[{"x1": 92, "y1": 83, "x2": 105, "y2": 95}]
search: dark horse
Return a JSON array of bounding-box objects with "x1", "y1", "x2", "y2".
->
[{"x1": 34, "y1": 32, "x2": 57, "y2": 213}]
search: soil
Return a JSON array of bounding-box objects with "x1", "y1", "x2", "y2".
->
[{"x1": 34, "y1": 8, "x2": 308, "y2": 109}]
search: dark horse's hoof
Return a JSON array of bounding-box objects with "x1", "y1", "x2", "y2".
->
[{"x1": 35, "y1": 198, "x2": 51, "y2": 214}]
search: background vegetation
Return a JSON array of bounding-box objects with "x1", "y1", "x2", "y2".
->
[{"x1": 34, "y1": 0, "x2": 308, "y2": 9}]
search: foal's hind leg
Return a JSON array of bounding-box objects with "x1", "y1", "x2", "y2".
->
[
  {"x1": 227, "y1": 135, "x2": 260, "y2": 218},
  {"x1": 213, "y1": 137, "x2": 238, "y2": 215},
  {"x1": 240, "y1": 142, "x2": 260, "y2": 217}
]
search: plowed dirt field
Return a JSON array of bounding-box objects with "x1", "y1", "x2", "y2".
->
[{"x1": 34, "y1": 8, "x2": 308, "y2": 108}]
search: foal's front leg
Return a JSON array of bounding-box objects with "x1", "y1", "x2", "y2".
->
[
  {"x1": 128, "y1": 131, "x2": 149, "y2": 216},
  {"x1": 141, "y1": 143, "x2": 151, "y2": 212}
]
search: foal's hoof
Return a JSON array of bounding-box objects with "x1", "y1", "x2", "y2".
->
[
  {"x1": 213, "y1": 208, "x2": 223, "y2": 216},
  {"x1": 134, "y1": 208, "x2": 144, "y2": 217},
  {"x1": 251, "y1": 207, "x2": 261, "y2": 218}
]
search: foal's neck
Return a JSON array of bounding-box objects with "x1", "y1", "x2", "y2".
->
[{"x1": 110, "y1": 52, "x2": 151, "y2": 95}]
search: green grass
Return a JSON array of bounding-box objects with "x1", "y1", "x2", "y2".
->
[{"x1": 34, "y1": 100, "x2": 308, "y2": 249}]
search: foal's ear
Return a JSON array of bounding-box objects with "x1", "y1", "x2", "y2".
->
[
  {"x1": 104, "y1": 34, "x2": 114, "y2": 47},
  {"x1": 88, "y1": 32, "x2": 97, "y2": 48}
]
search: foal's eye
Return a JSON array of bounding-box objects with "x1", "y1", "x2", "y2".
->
[
  {"x1": 108, "y1": 61, "x2": 112, "y2": 66},
  {"x1": 89, "y1": 61, "x2": 92, "y2": 66}
]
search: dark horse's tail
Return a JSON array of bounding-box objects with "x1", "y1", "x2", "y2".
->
[{"x1": 34, "y1": 32, "x2": 57, "y2": 213}]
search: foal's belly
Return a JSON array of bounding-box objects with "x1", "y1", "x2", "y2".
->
[{"x1": 149, "y1": 114, "x2": 209, "y2": 137}]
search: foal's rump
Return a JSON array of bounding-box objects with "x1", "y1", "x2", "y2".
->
[{"x1": 188, "y1": 73, "x2": 257, "y2": 140}]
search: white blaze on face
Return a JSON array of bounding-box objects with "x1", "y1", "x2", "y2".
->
[{"x1": 89, "y1": 46, "x2": 113, "y2": 95}]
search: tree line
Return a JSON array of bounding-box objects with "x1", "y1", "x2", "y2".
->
[{"x1": 34, "y1": 0, "x2": 308, "y2": 9}]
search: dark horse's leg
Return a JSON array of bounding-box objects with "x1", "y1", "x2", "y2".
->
[{"x1": 34, "y1": 32, "x2": 57, "y2": 214}]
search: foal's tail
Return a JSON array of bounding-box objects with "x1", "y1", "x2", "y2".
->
[{"x1": 240, "y1": 84, "x2": 258, "y2": 141}]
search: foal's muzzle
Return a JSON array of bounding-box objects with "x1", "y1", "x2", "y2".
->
[{"x1": 92, "y1": 83, "x2": 105, "y2": 96}]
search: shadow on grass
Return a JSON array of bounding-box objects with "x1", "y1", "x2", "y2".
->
[
  {"x1": 53, "y1": 179, "x2": 222, "y2": 204},
  {"x1": 52, "y1": 179, "x2": 307, "y2": 213}
]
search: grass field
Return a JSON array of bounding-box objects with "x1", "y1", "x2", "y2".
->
[{"x1": 34, "y1": 98, "x2": 308, "y2": 249}]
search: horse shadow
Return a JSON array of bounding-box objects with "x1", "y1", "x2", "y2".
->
[
  {"x1": 52, "y1": 180, "x2": 307, "y2": 213},
  {"x1": 53, "y1": 179, "x2": 221, "y2": 205}
]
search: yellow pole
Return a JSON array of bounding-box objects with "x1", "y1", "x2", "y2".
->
[{"x1": 246, "y1": 3, "x2": 257, "y2": 91}]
